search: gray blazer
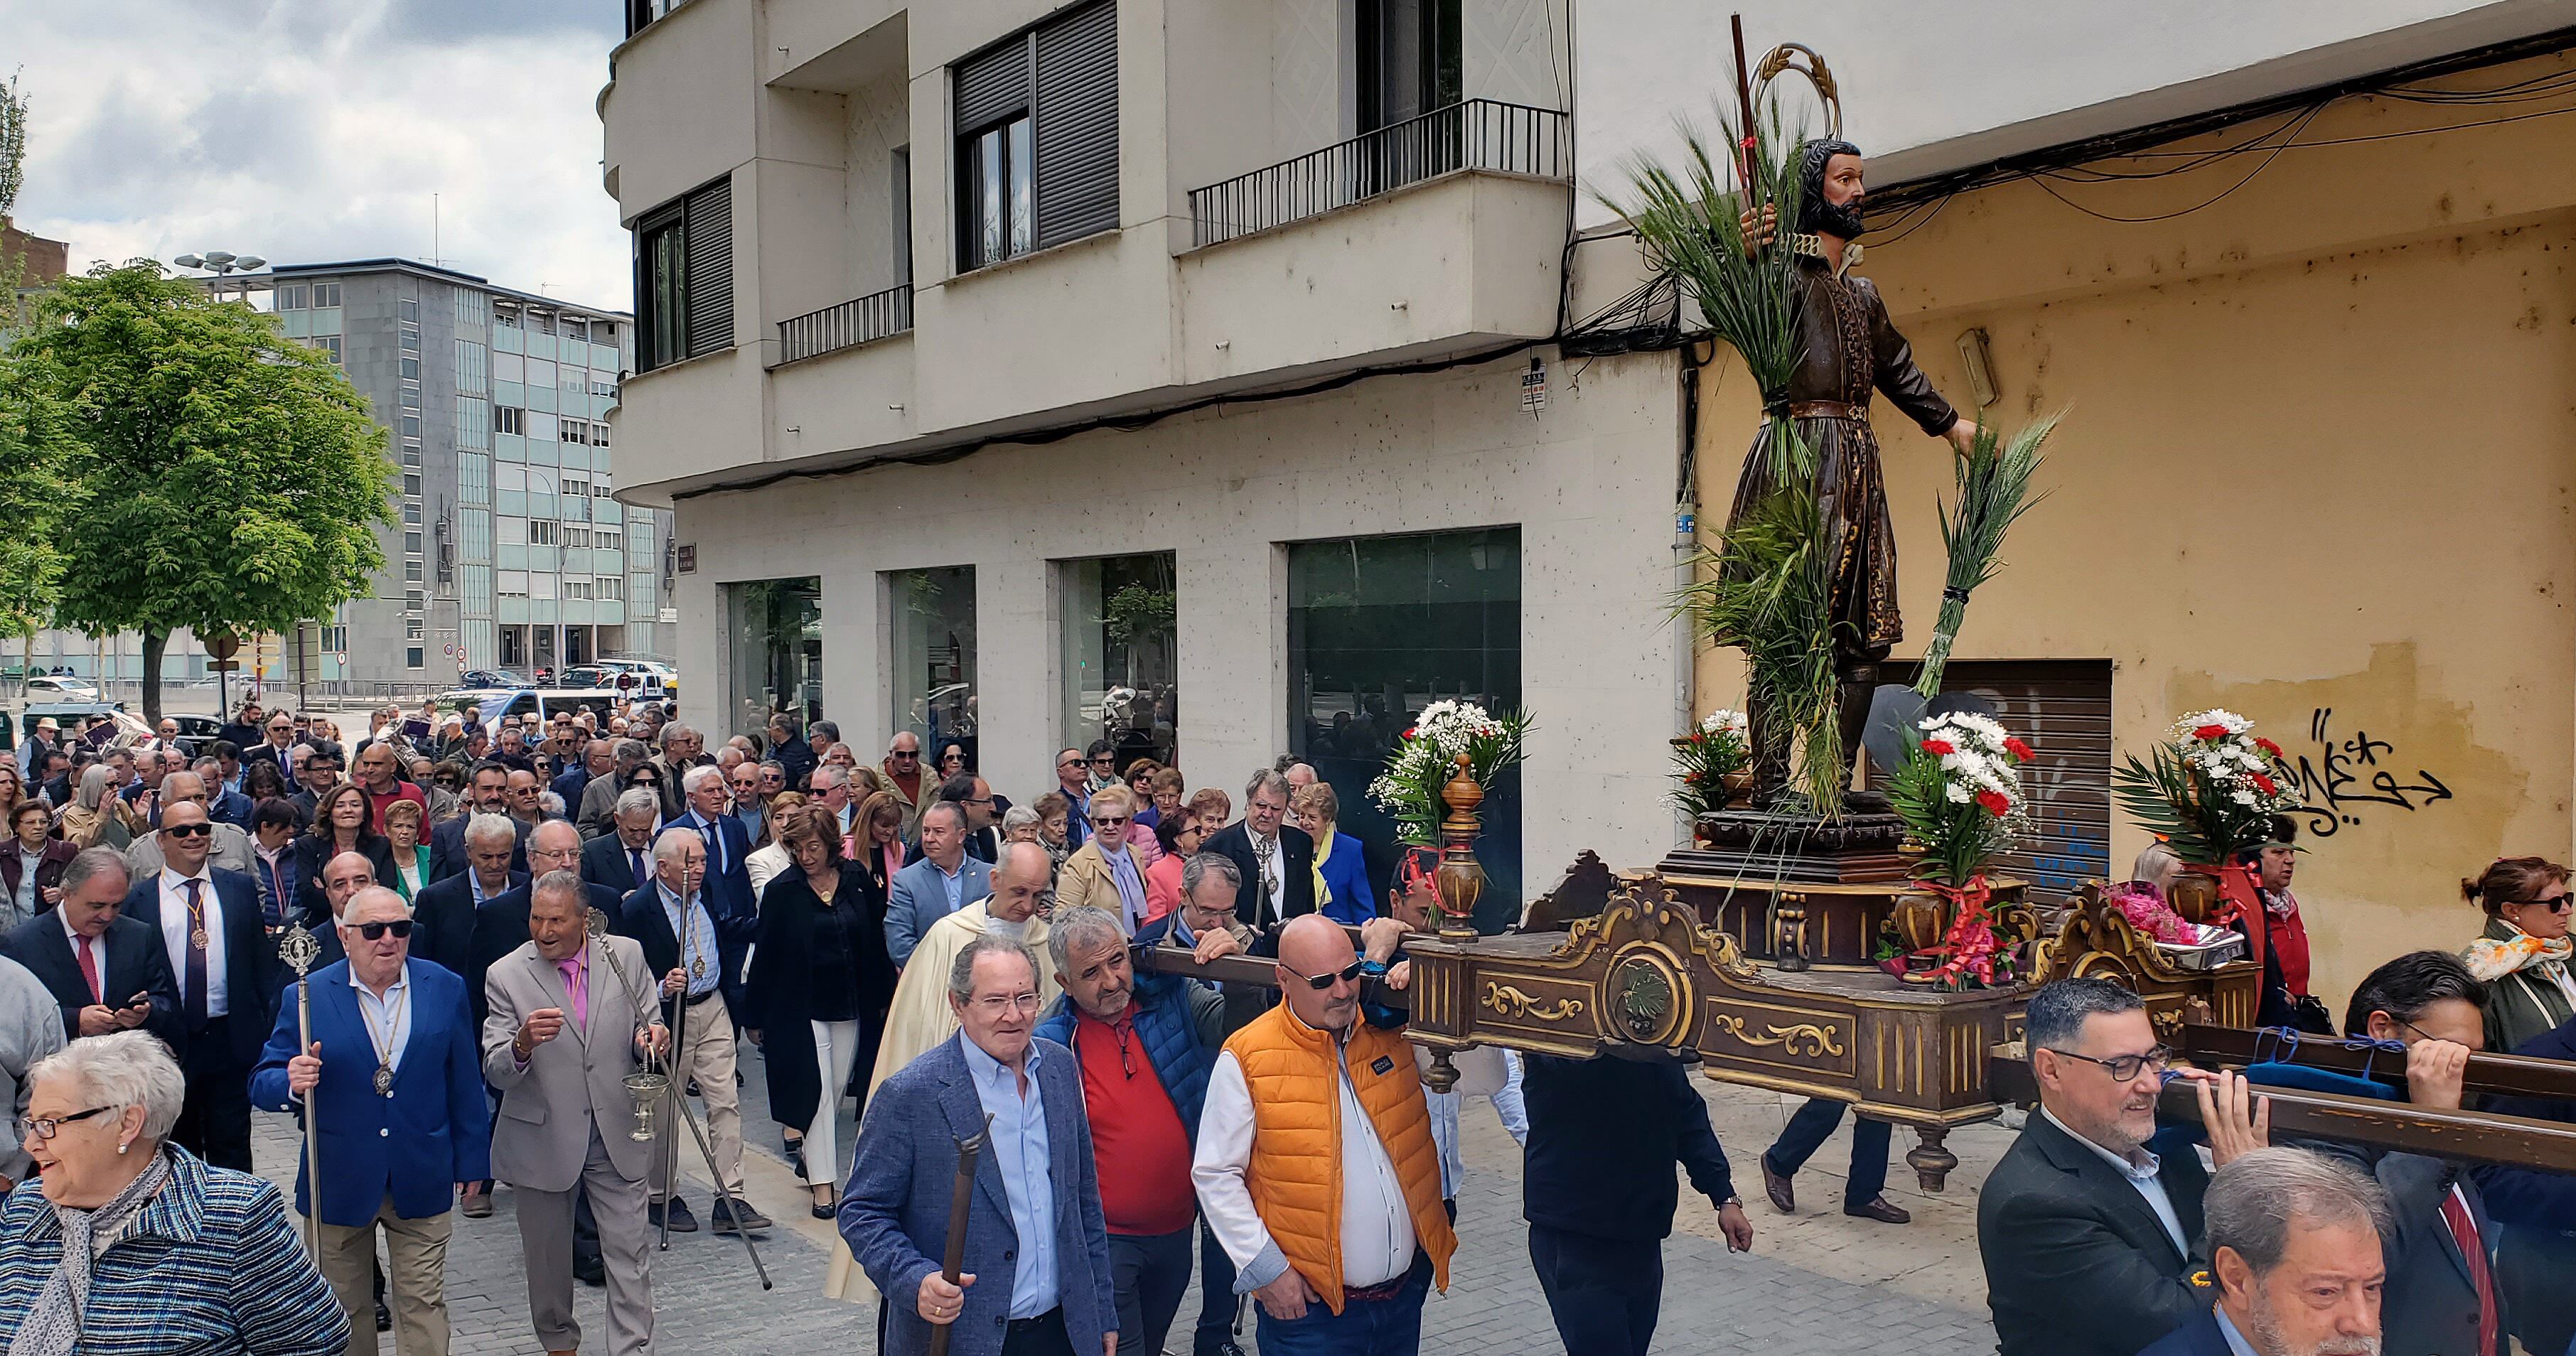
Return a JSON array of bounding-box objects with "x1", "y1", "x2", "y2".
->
[
  {"x1": 838, "y1": 1033, "x2": 1115, "y2": 1356},
  {"x1": 480, "y1": 935, "x2": 660, "y2": 1192},
  {"x1": 885, "y1": 855, "x2": 994, "y2": 971}
]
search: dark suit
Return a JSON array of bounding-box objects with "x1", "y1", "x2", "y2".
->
[
  {"x1": 579, "y1": 832, "x2": 657, "y2": 898},
  {"x1": 1201, "y1": 821, "x2": 1316, "y2": 929},
  {"x1": 2477, "y1": 1018, "x2": 2576, "y2": 1356},
  {"x1": 290, "y1": 834, "x2": 400, "y2": 930},
  {"x1": 412, "y1": 870, "x2": 525, "y2": 983},
  {"x1": 664, "y1": 812, "x2": 754, "y2": 940},
  {"x1": 206, "y1": 787, "x2": 255, "y2": 830},
  {"x1": 0, "y1": 910, "x2": 183, "y2": 1048},
  {"x1": 427, "y1": 812, "x2": 530, "y2": 884},
  {"x1": 123, "y1": 868, "x2": 274, "y2": 1171},
  {"x1": 1978, "y1": 1109, "x2": 2210, "y2": 1356},
  {"x1": 2134, "y1": 1308, "x2": 2232, "y2": 1356},
  {"x1": 613, "y1": 881, "x2": 754, "y2": 1023}
]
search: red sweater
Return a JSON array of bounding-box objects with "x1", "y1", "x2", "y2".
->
[{"x1": 1073, "y1": 1006, "x2": 1196, "y2": 1236}]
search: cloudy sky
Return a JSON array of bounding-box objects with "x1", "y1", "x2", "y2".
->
[{"x1": 6, "y1": 0, "x2": 633, "y2": 306}]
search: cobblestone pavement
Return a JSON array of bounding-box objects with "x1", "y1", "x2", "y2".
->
[{"x1": 252, "y1": 1041, "x2": 2002, "y2": 1355}]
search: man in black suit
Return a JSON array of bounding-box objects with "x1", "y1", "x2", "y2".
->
[
  {"x1": 1200, "y1": 768, "x2": 1315, "y2": 930},
  {"x1": 667, "y1": 766, "x2": 754, "y2": 1005},
  {"x1": 121, "y1": 801, "x2": 274, "y2": 1171},
  {"x1": 2140, "y1": 1147, "x2": 2388, "y2": 1356},
  {"x1": 1978, "y1": 976, "x2": 2272, "y2": 1356},
  {"x1": 305, "y1": 849, "x2": 378, "y2": 970},
  {"x1": 235, "y1": 709, "x2": 299, "y2": 781},
  {"x1": 581, "y1": 787, "x2": 663, "y2": 898},
  {"x1": 1, "y1": 846, "x2": 181, "y2": 1048},
  {"x1": 414, "y1": 812, "x2": 527, "y2": 981},
  {"x1": 429, "y1": 760, "x2": 527, "y2": 882}
]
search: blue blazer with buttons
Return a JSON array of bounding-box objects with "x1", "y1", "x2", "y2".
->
[{"x1": 247, "y1": 956, "x2": 493, "y2": 1227}]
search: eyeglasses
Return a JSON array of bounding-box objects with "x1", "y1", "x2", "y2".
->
[
  {"x1": 26, "y1": 1104, "x2": 116, "y2": 1141},
  {"x1": 2048, "y1": 1044, "x2": 2174, "y2": 1082},
  {"x1": 350, "y1": 919, "x2": 415, "y2": 940},
  {"x1": 1089, "y1": 755, "x2": 1114, "y2": 767},
  {"x1": 891, "y1": 751, "x2": 920, "y2": 763},
  {"x1": 1091, "y1": 816, "x2": 1129, "y2": 830},
  {"x1": 971, "y1": 992, "x2": 1041, "y2": 1016},
  {"x1": 1058, "y1": 760, "x2": 1083, "y2": 770},
  {"x1": 2513, "y1": 894, "x2": 2575, "y2": 912},
  {"x1": 163, "y1": 823, "x2": 213, "y2": 839},
  {"x1": 1288, "y1": 959, "x2": 1366, "y2": 991}
]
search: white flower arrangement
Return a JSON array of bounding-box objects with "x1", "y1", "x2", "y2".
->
[{"x1": 1368, "y1": 701, "x2": 1531, "y2": 846}]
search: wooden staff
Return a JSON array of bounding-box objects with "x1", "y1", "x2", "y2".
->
[
  {"x1": 277, "y1": 922, "x2": 324, "y2": 1259},
  {"x1": 928, "y1": 1116, "x2": 994, "y2": 1356},
  {"x1": 1730, "y1": 13, "x2": 1759, "y2": 187}
]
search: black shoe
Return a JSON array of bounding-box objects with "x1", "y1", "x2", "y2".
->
[
  {"x1": 1845, "y1": 1195, "x2": 1912, "y2": 1224},
  {"x1": 711, "y1": 1197, "x2": 771, "y2": 1236},
  {"x1": 1196, "y1": 1344, "x2": 1246, "y2": 1356},
  {"x1": 649, "y1": 1198, "x2": 700, "y2": 1233},
  {"x1": 1760, "y1": 1156, "x2": 1796, "y2": 1214},
  {"x1": 375, "y1": 1300, "x2": 392, "y2": 1333},
  {"x1": 686, "y1": 1079, "x2": 702, "y2": 1098},
  {"x1": 574, "y1": 1254, "x2": 606, "y2": 1287}
]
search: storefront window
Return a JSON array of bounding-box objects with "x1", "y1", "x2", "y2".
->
[
  {"x1": 889, "y1": 566, "x2": 977, "y2": 765},
  {"x1": 1058, "y1": 553, "x2": 1178, "y2": 778},
  {"x1": 727, "y1": 577, "x2": 823, "y2": 739},
  {"x1": 1287, "y1": 527, "x2": 1520, "y2": 925}
]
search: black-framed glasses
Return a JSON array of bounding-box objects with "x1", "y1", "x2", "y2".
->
[
  {"x1": 1091, "y1": 815, "x2": 1129, "y2": 831},
  {"x1": 26, "y1": 1104, "x2": 116, "y2": 1141},
  {"x1": 2049, "y1": 1044, "x2": 2174, "y2": 1082},
  {"x1": 1058, "y1": 759, "x2": 1084, "y2": 770},
  {"x1": 891, "y1": 750, "x2": 920, "y2": 763},
  {"x1": 1089, "y1": 754, "x2": 1113, "y2": 767},
  {"x1": 1288, "y1": 959, "x2": 1365, "y2": 991},
  {"x1": 163, "y1": 823, "x2": 213, "y2": 839},
  {"x1": 2514, "y1": 894, "x2": 2575, "y2": 913},
  {"x1": 350, "y1": 919, "x2": 415, "y2": 940}
]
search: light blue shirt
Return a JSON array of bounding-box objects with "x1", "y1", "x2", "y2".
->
[
  {"x1": 936, "y1": 859, "x2": 965, "y2": 916},
  {"x1": 350, "y1": 967, "x2": 413, "y2": 1076},
  {"x1": 1427, "y1": 1051, "x2": 1529, "y2": 1200},
  {"x1": 960, "y1": 1035, "x2": 1058, "y2": 1320},
  {"x1": 2212, "y1": 1307, "x2": 2260, "y2": 1356},
  {"x1": 655, "y1": 884, "x2": 723, "y2": 999},
  {"x1": 2043, "y1": 1106, "x2": 2188, "y2": 1258}
]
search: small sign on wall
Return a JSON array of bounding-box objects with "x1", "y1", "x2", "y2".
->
[{"x1": 675, "y1": 543, "x2": 697, "y2": 574}]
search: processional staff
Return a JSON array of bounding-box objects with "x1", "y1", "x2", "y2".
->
[{"x1": 277, "y1": 921, "x2": 326, "y2": 1259}]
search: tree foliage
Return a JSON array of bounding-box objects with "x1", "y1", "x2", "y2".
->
[
  {"x1": 9, "y1": 262, "x2": 395, "y2": 717},
  {"x1": 0, "y1": 70, "x2": 72, "y2": 645}
]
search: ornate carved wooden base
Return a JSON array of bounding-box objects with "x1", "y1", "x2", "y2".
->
[
  {"x1": 2027, "y1": 885, "x2": 2260, "y2": 1037},
  {"x1": 1904, "y1": 1126, "x2": 1957, "y2": 1193},
  {"x1": 1675, "y1": 809, "x2": 1913, "y2": 883}
]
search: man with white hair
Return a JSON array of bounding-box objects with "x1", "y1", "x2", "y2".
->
[
  {"x1": 414, "y1": 814, "x2": 527, "y2": 982},
  {"x1": 2140, "y1": 1146, "x2": 2388, "y2": 1356},
  {"x1": 869, "y1": 841, "x2": 1056, "y2": 1096},
  {"x1": 252, "y1": 886, "x2": 491, "y2": 1356},
  {"x1": 581, "y1": 787, "x2": 666, "y2": 898}
]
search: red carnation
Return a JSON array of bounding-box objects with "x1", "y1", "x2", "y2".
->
[
  {"x1": 2250, "y1": 772, "x2": 2278, "y2": 797},
  {"x1": 2191, "y1": 723, "x2": 2229, "y2": 741},
  {"x1": 1975, "y1": 789, "x2": 2010, "y2": 816},
  {"x1": 2253, "y1": 737, "x2": 2283, "y2": 758},
  {"x1": 1921, "y1": 738, "x2": 1955, "y2": 756},
  {"x1": 2002, "y1": 736, "x2": 2035, "y2": 761},
  {"x1": 1402, "y1": 727, "x2": 1417, "y2": 739}
]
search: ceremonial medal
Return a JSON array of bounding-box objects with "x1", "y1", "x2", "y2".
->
[
  {"x1": 691, "y1": 957, "x2": 704, "y2": 979},
  {"x1": 373, "y1": 1063, "x2": 395, "y2": 1097},
  {"x1": 191, "y1": 927, "x2": 210, "y2": 948}
]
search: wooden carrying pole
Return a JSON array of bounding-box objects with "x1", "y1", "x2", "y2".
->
[
  {"x1": 2179, "y1": 1023, "x2": 2576, "y2": 1102},
  {"x1": 928, "y1": 1116, "x2": 994, "y2": 1356}
]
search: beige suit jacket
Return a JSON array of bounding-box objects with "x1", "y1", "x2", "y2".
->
[{"x1": 480, "y1": 934, "x2": 660, "y2": 1191}]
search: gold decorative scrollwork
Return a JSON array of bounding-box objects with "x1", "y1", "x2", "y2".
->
[
  {"x1": 1483, "y1": 982, "x2": 1585, "y2": 1023},
  {"x1": 1709, "y1": 1012, "x2": 1846, "y2": 1058}
]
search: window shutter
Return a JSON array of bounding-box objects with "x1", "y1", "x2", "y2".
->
[
  {"x1": 1035, "y1": 0, "x2": 1119, "y2": 247},
  {"x1": 954, "y1": 36, "x2": 1030, "y2": 134},
  {"x1": 682, "y1": 177, "x2": 734, "y2": 357}
]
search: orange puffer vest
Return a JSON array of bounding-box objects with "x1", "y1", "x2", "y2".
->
[{"x1": 1225, "y1": 1003, "x2": 1456, "y2": 1314}]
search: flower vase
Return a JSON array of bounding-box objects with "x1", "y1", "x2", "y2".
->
[
  {"x1": 1719, "y1": 768, "x2": 1755, "y2": 809},
  {"x1": 2169, "y1": 868, "x2": 2222, "y2": 926},
  {"x1": 1432, "y1": 753, "x2": 1486, "y2": 940}
]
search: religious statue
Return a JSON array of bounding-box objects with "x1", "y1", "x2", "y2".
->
[{"x1": 1734, "y1": 138, "x2": 1980, "y2": 801}]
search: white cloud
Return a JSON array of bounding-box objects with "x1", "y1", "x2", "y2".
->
[{"x1": 6, "y1": 0, "x2": 632, "y2": 308}]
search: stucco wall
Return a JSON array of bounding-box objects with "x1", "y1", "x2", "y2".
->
[
  {"x1": 1687, "y1": 68, "x2": 2576, "y2": 1010},
  {"x1": 672, "y1": 347, "x2": 1683, "y2": 894}
]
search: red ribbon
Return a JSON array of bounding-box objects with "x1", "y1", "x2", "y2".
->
[{"x1": 1923, "y1": 874, "x2": 2007, "y2": 988}]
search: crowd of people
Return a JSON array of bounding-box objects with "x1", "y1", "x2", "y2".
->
[{"x1": 0, "y1": 695, "x2": 2566, "y2": 1356}]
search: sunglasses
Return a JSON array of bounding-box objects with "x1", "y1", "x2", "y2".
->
[
  {"x1": 1089, "y1": 755, "x2": 1113, "y2": 766},
  {"x1": 1091, "y1": 815, "x2": 1129, "y2": 829},
  {"x1": 2513, "y1": 895, "x2": 2575, "y2": 913},
  {"x1": 1287, "y1": 959, "x2": 1365, "y2": 991},
  {"x1": 891, "y1": 751, "x2": 919, "y2": 762},
  {"x1": 163, "y1": 823, "x2": 213, "y2": 839},
  {"x1": 350, "y1": 919, "x2": 415, "y2": 940}
]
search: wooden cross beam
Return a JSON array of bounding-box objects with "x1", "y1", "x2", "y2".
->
[{"x1": 2179, "y1": 1022, "x2": 2576, "y2": 1102}]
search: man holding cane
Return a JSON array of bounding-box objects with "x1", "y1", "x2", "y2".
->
[
  {"x1": 839, "y1": 933, "x2": 1117, "y2": 1356},
  {"x1": 252, "y1": 886, "x2": 489, "y2": 1356},
  {"x1": 483, "y1": 872, "x2": 669, "y2": 1356}
]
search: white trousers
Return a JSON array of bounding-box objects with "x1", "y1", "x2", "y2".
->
[{"x1": 805, "y1": 1018, "x2": 862, "y2": 1191}]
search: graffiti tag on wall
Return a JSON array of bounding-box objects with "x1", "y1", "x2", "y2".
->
[{"x1": 2272, "y1": 707, "x2": 2454, "y2": 839}]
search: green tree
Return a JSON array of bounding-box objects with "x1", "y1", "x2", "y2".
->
[
  {"x1": 0, "y1": 70, "x2": 74, "y2": 681},
  {"x1": 10, "y1": 262, "x2": 394, "y2": 719}
]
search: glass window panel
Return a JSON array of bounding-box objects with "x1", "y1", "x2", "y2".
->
[
  {"x1": 727, "y1": 578, "x2": 823, "y2": 738},
  {"x1": 889, "y1": 566, "x2": 975, "y2": 759},
  {"x1": 1286, "y1": 527, "x2": 1521, "y2": 924},
  {"x1": 1009, "y1": 116, "x2": 1034, "y2": 256},
  {"x1": 977, "y1": 127, "x2": 1004, "y2": 265},
  {"x1": 1058, "y1": 553, "x2": 1176, "y2": 771}
]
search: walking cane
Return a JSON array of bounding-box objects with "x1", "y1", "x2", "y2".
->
[
  {"x1": 928, "y1": 1116, "x2": 994, "y2": 1356},
  {"x1": 660, "y1": 903, "x2": 689, "y2": 1252},
  {"x1": 277, "y1": 922, "x2": 325, "y2": 1260}
]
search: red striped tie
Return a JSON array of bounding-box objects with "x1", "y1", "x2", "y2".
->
[{"x1": 2437, "y1": 1187, "x2": 2499, "y2": 1355}]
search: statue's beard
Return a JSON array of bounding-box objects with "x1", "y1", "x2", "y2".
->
[{"x1": 1803, "y1": 193, "x2": 1866, "y2": 241}]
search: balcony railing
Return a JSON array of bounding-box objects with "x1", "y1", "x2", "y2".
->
[
  {"x1": 1188, "y1": 99, "x2": 1571, "y2": 249},
  {"x1": 775, "y1": 283, "x2": 914, "y2": 366}
]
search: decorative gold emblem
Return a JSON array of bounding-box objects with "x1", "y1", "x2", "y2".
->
[
  {"x1": 1614, "y1": 959, "x2": 1674, "y2": 1041},
  {"x1": 1481, "y1": 983, "x2": 1584, "y2": 1023},
  {"x1": 1710, "y1": 1012, "x2": 1847, "y2": 1058}
]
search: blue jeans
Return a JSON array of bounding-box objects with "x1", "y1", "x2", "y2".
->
[
  {"x1": 1252, "y1": 1251, "x2": 1432, "y2": 1356},
  {"x1": 1762, "y1": 1099, "x2": 1890, "y2": 1209}
]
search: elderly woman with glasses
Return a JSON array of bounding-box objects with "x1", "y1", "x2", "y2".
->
[
  {"x1": 2461, "y1": 855, "x2": 2576, "y2": 1055},
  {"x1": 0, "y1": 1031, "x2": 348, "y2": 1356}
]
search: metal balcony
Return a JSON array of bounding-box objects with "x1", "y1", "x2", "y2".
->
[
  {"x1": 775, "y1": 283, "x2": 914, "y2": 366},
  {"x1": 1188, "y1": 99, "x2": 1572, "y2": 249}
]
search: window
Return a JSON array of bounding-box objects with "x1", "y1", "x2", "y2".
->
[
  {"x1": 564, "y1": 524, "x2": 591, "y2": 549},
  {"x1": 455, "y1": 340, "x2": 488, "y2": 396},
  {"x1": 400, "y1": 441, "x2": 422, "y2": 467},
  {"x1": 399, "y1": 325, "x2": 421, "y2": 353},
  {"x1": 563, "y1": 578, "x2": 593, "y2": 600},
  {"x1": 893, "y1": 146, "x2": 913, "y2": 284},
  {"x1": 561, "y1": 318, "x2": 589, "y2": 343},
  {"x1": 495, "y1": 406, "x2": 525, "y2": 436},
  {"x1": 561, "y1": 419, "x2": 589, "y2": 446},
  {"x1": 593, "y1": 421, "x2": 611, "y2": 448},
  {"x1": 889, "y1": 566, "x2": 975, "y2": 755},
  {"x1": 498, "y1": 570, "x2": 529, "y2": 598},
  {"x1": 455, "y1": 289, "x2": 489, "y2": 328},
  {"x1": 730, "y1": 578, "x2": 823, "y2": 734},
  {"x1": 402, "y1": 502, "x2": 421, "y2": 526},
  {"x1": 277, "y1": 283, "x2": 308, "y2": 310},
  {"x1": 323, "y1": 625, "x2": 348, "y2": 652},
  {"x1": 399, "y1": 355, "x2": 421, "y2": 382},
  {"x1": 399, "y1": 298, "x2": 420, "y2": 324},
  {"x1": 635, "y1": 175, "x2": 734, "y2": 372},
  {"x1": 456, "y1": 397, "x2": 490, "y2": 451},
  {"x1": 405, "y1": 559, "x2": 424, "y2": 583},
  {"x1": 399, "y1": 413, "x2": 421, "y2": 440},
  {"x1": 952, "y1": 0, "x2": 1118, "y2": 271},
  {"x1": 313, "y1": 335, "x2": 342, "y2": 365},
  {"x1": 405, "y1": 531, "x2": 422, "y2": 556},
  {"x1": 495, "y1": 307, "x2": 521, "y2": 330},
  {"x1": 406, "y1": 617, "x2": 424, "y2": 640},
  {"x1": 528, "y1": 520, "x2": 559, "y2": 546},
  {"x1": 406, "y1": 588, "x2": 425, "y2": 612},
  {"x1": 311, "y1": 281, "x2": 342, "y2": 308},
  {"x1": 595, "y1": 527, "x2": 622, "y2": 551},
  {"x1": 1058, "y1": 553, "x2": 1176, "y2": 768},
  {"x1": 402, "y1": 473, "x2": 422, "y2": 499},
  {"x1": 597, "y1": 576, "x2": 624, "y2": 601},
  {"x1": 458, "y1": 453, "x2": 490, "y2": 505},
  {"x1": 406, "y1": 646, "x2": 424, "y2": 669}
]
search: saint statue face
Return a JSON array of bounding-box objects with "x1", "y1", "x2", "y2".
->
[{"x1": 1796, "y1": 139, "x2": 1869, "y2": 242}]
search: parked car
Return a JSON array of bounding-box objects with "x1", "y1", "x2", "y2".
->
[
  {"x1": 23, "y1": 675, "x2": 101, "y2": 701},
  {"x1": 457, "y1": 669, "x2": 529, "y2": 692}
]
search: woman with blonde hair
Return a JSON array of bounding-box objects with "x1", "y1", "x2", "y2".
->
[
  {"x1": 56, "y1": 766, "x2": 131, "y2": 851},
  {"x1": 849, "y1": 790, "x2": 907, "y2": 899}
]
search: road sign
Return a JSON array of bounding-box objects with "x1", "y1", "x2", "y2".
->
[
  {"x1": 209, "y1": 660, "x2": 240, "y2": 672},
  {"x1": 204, "y1": 632, "x2": 240, "y2": 661}
]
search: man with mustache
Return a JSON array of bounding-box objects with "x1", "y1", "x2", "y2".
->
[{"x1": 2140, "y1": 1147, "x2": 2388, "y2": 1356}]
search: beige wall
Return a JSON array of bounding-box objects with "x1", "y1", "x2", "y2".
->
[{"x1": 1687, "y1": 55, "x2": 2576, "y2": 1012}]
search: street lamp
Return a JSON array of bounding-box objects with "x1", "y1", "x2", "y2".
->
[{"x1": 171, "y1": 250, "x2": 267, "y2": 305}]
